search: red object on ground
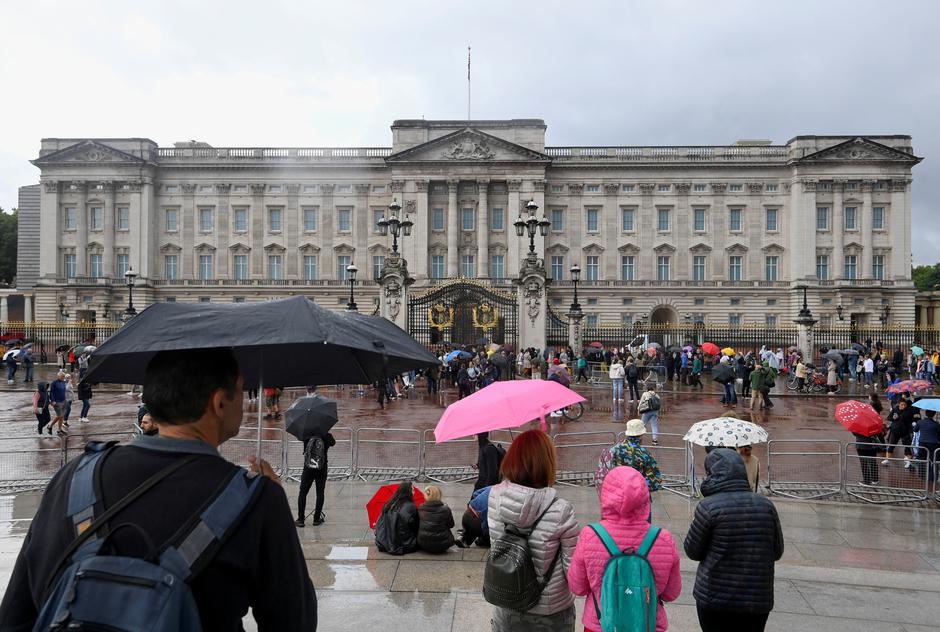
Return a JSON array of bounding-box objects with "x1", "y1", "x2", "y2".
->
[
  {"x1": 366, "y1": 484, "x2": 426, "y2": 529},
  {"x1": 835, "y1": 400, "x2": 885, "y2": 437},
  {"x1": 588, "y1": 342, "x2": 604, "y2": 349},
  {"x1": 701, "y1": 342, "x2": 720, "y2": 356}
]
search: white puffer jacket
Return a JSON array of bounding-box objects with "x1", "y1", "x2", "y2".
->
[{"x1": 487, "y1": 481, "x2": 580, "y2": 616}]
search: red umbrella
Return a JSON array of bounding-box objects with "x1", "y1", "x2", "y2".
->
[
  {"x1": 701, "y1": 342, "x2": 720, "y2": 356},
  {"x1": 835, "y1": 400, "x2": 884, "y2": 437},
  {"x1": 366, "y1": 484, "x2": 426, "y2": 529},
  {"x1": 588, "y1": 342, "x2": 604, "y2": 349}
]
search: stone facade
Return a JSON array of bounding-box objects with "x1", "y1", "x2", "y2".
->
[{"x1": 22, "y1": 119, "x2": 921, "y2": 327}]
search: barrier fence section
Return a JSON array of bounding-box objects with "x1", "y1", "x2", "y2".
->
[
  {"x1": 767, "y1": 440, "x2": 843, "y2": 500},
  {"x1": 421, "y1": 430, "x2": 478, "y2": 484},
  {"x1": 354, "y1": 428, "x2": 421, "y2": 482},
  {"x1": 843, "y1": 443, "x2": 929, "y2": 504},
  {"x1": 641, "y1": 432, "x2": 694, "y2": 499},
  {"x1": 283, "y1": 427, "x2": 354, "y2": 482},
  {"x1": 219, "y1": 438, "x2": 284, "y2": 476},
  {"x1": 0, "y1": 437, "x2": 63, "y2": 492},
  {"x1": 553, "y1": 431, "x2": 616, "y2": 486}
]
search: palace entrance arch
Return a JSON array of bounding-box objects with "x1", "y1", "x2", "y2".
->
[{"x1": 408, "y1": 280, "x2": 518, "y2": 349}]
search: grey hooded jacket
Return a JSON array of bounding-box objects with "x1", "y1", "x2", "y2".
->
[{"x1": 487, "y1": 481, "x2": 580, "y2": 617}]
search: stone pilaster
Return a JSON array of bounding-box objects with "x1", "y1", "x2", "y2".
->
[
  {"x1": 447, "y1": 179, "x2": 459, "y2": 276},
  {"x1": 378, "y1": 254, "x2": 412, "y2": 330},
  {"x1": 217, "y1": 184, "x2": 232, "y2": 278},
  {"x1": 507, "y1": 180, "x2": 522, "y2": 277},
  {"x1": 319, "y1": 184, "x2": 335, "y2": 278},
  {"x1": 861, "y1": 180, "x2": 874, "y2": 279},
  {"x1": 477, "y1": 179, "x2": 489, "y2": 278},
  {"x1": 517, "y1": 252, "x2": 548, "y2": 351},
  {"x1": 182, "y1": 183, "x2": 198, "y2": 278},
  {"x1": 102, "y1": 181, "x2": 115, "y2": 278},
  {"x1": 75, "y1": 181, "x2": 88, "y2": 276},
  {"x1": 414, "y1": 180, "x2": 429, "y2": 280},
  {"x1": 832, "y1": 180, "x2": 844, "y2": 279},
  {"x1": 40, "y1": 180, "x2": 59, "y2": 278}
]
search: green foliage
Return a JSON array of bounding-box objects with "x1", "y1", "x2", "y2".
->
[
  {"x1": 913, "y1": 264, "x2": 940, "y2": 291},
  {"x1": 0, "y1": 209, "x2": 16, "y2": 284}
]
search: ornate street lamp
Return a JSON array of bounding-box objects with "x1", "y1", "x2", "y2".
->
[
  {"x1": 377, "y1": 200, "x2": 413, "y2": 255},
  {"x1": 346, "y1": 264, "x2": 358, "y2": 312},
  {"x1": 123, "y1": 267, "x2": 138, "y2": 319},
  {"x1": 795, "y1": 284, "x2": 812, "y2": 319},
  {"x1": 880, "y1": 304, "x2": 891, "y2": 325},
  {"x1": 513, "y1": 200, "x2": 551, "y2": 255},
  {"x1": 569, "y1": 263, "x2": 582, "y2": 312},
  {"x1": 836, "y1": 303, "x2": 845, "y2": 321}
]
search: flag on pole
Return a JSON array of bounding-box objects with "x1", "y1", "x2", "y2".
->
[{"x1": 468, "y1": 46, "x2": 471, "y2": 81}]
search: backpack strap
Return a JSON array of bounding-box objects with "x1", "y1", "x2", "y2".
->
[
  {"x1": 587, "y1": 522, "x2": 620, "y2": 557},
  {"x1": 158, "y1": 469, "x2": 264, "y2": 582},
  {"x1": 637, "y1": 525, "x2": 661, "y2": 557},
  {"x1": 65, "y1": 441, "x2": 118, "y2": 538}
]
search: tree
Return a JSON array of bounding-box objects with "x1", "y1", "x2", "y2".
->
[
  {"x1": 912, "y1": 264, "x2": 940, "y2": 291},
  {"x1": 0, "y1": 208, "x2": 16, "y2": 285}
]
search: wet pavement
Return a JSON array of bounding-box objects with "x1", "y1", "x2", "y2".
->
[{"x1": 1, "y1": 367, "x2": 938, "y2": 630}]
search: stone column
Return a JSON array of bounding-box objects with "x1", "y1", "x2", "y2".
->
[
  {"x1": 447, "y1": 179, "x2": 459, "y2": 276},
  {"x1": 40, "y1": 180, "x2": 60, "y2": 279},
  {"x1": 832, "y1": 180, "x2": 844, "y2": 279},
  {"x1": 414, "y1": 180, "x2": 429, "y2": 280},
  {"x1": 530, "y1": 180, "x2": 546, "y2": 262},
  {"x1": 249, "y1": 184, "x2": 266, "y2": 277},
  {"x1": 477, "y1": 179, "x2": 489, "y2": 278},
  {"x1": 567, "y1": 309, "x2": 583, "y2": 353},
  {"x1": 507, "y1": 180, "x2": 522, "y2": 276},
  {"x1": 0, "y1": 296, "x2": 7, "y2": 322},
  {"x1": 217, "y1": 184, "x2": 232, "y2": 278},
  {"x1": 674, "y1": 183, "x2": 691, "y2": 278},
  {"x1": 639, "y1": 183, "x2": 656, "y2": 278},
  {"x1": 890, "y1": 179, "x2": 910, "y2": 280},
  {"x1": 931, "y1": 305, "x2": 940, "y2": 327},
  {"x1": 76, "y1": 181, "x2": 88, "y2": 276},
  {"x1": 182, "y1": 183, "x2": 198, "y2": 277},
  {"x1": 518, "y1": 254, "x2": 548, "y2": 351},
  {"x1": 24, "y1": 295, "x2": 33, "y2": 322},
  {"x1": 137, "y1": 180, "x2": 154, "y2": 278},
  {"x1": 102, "y1": 181, "x2": 115, "y2": 278},
  {"x1": 378, "y1": 256, "x2": 411, "y2": 331},
  {"x1": 794, "y1": 315, "x2": 818, "y2": 363},
  {"x1": 793, "y1": 179, "x2": 817, "y2": 279},
  {"x1": 603, "y1": 183, "x2": 620, "y2": 279},
  {"x1": 319, "y1": 184, "x2": 335, "y2": 278},
  {"x1": 861, "y1": 180, "x2": 874, "y2": 278},
  {"x1": 355, "y1": 184, "x2": 371, "y2": 275}
]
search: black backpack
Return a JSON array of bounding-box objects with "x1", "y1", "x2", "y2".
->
[
  {"x1": 483, "y1": 498, "x2": 560, "y2": 612},
  {"x1": 626, "y1": 364, "x2": 638, "y2": 380},
  {"x1": 304, "y1": 436, "x2": 327, "y2": 470}
]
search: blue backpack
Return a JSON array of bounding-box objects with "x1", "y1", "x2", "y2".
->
[
  {"x1": 588, "y1": 523, "x2": 660, "y2": 632},
  {"x1": 34, "y1": 442, "x2": 264, "y2": 632}
]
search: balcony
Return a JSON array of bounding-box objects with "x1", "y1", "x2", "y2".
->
[
  {"x1": 155, "y1": 147, "x2": 392, "y2": 164},
  {"x1": 543, "y1": 145, "x2": 789, "y2": 164},
  {"x1": 148, "y1": 278, "x2": 378, "y2": 288}
]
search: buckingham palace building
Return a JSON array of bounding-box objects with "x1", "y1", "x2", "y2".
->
[{"x1": 14, "y1": 118, "x2": 921, "y2": 343}]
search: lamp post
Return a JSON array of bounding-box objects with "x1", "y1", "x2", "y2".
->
[
  {"x1": 836, "y1": 304, "x2": 845, "y2": 321},
  {"x1": 795, "y1": 284, "x2": 812, "y2": 319},
  {"x1": 879, "y1": 304, "x2": 891, "y2": 325},
  {"x1": 377, "y1": 200, "x2": 413, "y2": 255},
  {"x1": 513, "y1": 200, "x2": 551, "y2": 256},
  {"x1": 346, "y1": 264, "x2": 358, "y2": 312},
  {"x1": 123, "y1": 267, "x2": 138, "y2": 320},
  {"x1": 58, "y1": 301, "x2": 68, "y2": 321},
  {"x1": 569, "y1": 263, "x2": 582, "y2": 312}
]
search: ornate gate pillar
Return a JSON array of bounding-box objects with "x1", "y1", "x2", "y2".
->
[
  {"x1": 567, "y1": 309, "x2": 584, "y2": 352},
  {"x1": 378, "y1": 254, "x2": 412, "y2": 331},
  {"x1": 517, "y1": 253, "x2": 548, "y2": 351}
]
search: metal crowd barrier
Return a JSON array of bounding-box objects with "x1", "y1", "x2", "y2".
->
[
  {"x1": 421, "y1": 430, "x2": 478, "y2": 483},
  {"x1": 634, "y1": 432, "x2": 695, "y2": 499},
  {"x1": 767, "y1": 440, "x2": 843, "y2": 500},
  {"x1": 282, "y1": 426, "x2": 355, "y2": 482},
  {"x1": 354, "y1": 428, "x2": 422, "y2": 481},
  {"x1": 553, "y1": 431, "x2": 617, "y2": 486},
  {"x1": 218, "y1": 437, "x2": 284, "y2": 476},
  {"x1": 0, "y1": 437, "x2": 63, "y2": 492},
  {"x1": 843, "y1": 442, "x2": 929, "y2": 504}
]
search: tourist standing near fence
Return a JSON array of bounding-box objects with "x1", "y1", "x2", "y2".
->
[{"x1": 609, "y1": 358, "x2": 624, "y2": 402}]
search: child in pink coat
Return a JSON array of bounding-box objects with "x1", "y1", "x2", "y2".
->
[{"x1": 567, "y1": 466, "x2": 682, "y2": 632}]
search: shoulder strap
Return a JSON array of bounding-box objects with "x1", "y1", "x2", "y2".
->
[
  {"x1": 66, "y1": 442, "x2": 116, "y2": 538},
  {"x1": 44, "y1": 451, "x2": 199, "y2": 600},
  {"x1": 159, "y1": 469, "x2": 265, "y2": 582},
  {"x1": 528, "y1": 497, "x2": 558, "y2": 534},
  {"x1": 588, "y1": 522, "x2": 620, "y2": 557},
  {"x1": 637, "y1": 526, "x2": 661, "y2": 557}
]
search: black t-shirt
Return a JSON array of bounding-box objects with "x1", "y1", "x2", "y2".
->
[{"x1": 0, "y1": 435, "x2": 317, "y2": 632}]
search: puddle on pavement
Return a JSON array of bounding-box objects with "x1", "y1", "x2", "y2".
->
[{"x1": 325, "y1": 546, "x2": 369, "y2": 561}]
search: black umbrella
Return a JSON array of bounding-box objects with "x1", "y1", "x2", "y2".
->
[
  {"x1": 4, "y1": 339, "x2": 22, "y2": 346},
  {"x1": 712, "y1": 362, "x2": 735, "y2": 384},
  {"x1": 83, "y1": 296, "x2": 438, "y2": 386},
  {"x1": 851, "y1": 342, "x2": 868, "y2": 353},
  {"x1": 284, "y1": 395, "x2": 338, "y2": 442},
  {"x1": 824, "y1": 349, "x2": 845, "y2": 366},
  {"x1": 55, "y1": 344, "x2": 69, "y2": 353}
]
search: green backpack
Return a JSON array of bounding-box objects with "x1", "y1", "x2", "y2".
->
[{"x1": 588, "y1": 523, "x2": 660, "y2": 632}]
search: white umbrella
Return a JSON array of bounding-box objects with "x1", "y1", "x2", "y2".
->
[{"x1": 683, "y1": 417, "x2": 769, "y2": 448}]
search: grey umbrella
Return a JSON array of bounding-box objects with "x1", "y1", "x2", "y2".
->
[
  {"x1": 851, "y1": 342, "x2": 868, "y2": 353},
  {"x1": 824, "y1": 349, "x2": 845, "y2": 366},
  {"x1": 284, "y1": 394, "x2": 339, "y2": 442},
  {"x1": 841, "y1": 348, "x2": 860, "y2": 356}
]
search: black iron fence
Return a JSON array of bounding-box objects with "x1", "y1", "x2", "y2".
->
[{"x1": 0, "y1": 321, "x2": 121, "y2": 357}]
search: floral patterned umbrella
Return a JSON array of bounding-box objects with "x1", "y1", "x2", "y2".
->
[
  {"x1": 683, "y1": 417, "x2": 769, "y2": 448},
  {"x1": 886, "y1": 380, "x2": 933, "y2": 395}
]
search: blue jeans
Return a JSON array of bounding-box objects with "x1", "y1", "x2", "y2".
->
[
  {"x1": 641, "y1": 411, "x2": 659, "y2": 440},
  {"x1": 723, "y1": 382, "x2": 737, "y2": 404},
  {"x1": 24, "y1": 363, "x2": 33, "y2": 381},
  {"x1": 5, "y1": 363, "x2": 15, "y2": 381},
  {"x1": 611, "y1": 378, "x2": 624, "y2": 400},
  {"x1": 80, "y1": 400, "x2": 91, "y2": 418}
]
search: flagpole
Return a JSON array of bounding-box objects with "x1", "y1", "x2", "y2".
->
[{"x1": 467, "y1": 45, "x2": 471, "y2": 120}]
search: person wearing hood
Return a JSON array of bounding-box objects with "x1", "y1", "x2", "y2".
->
[
  {"x1": 568, "y1": 466, "x2": 682, "y2": 632},
  {"x1": 684, "y1": 449, "x2": 784, "y2": 632},
  {"x1": 32, "y1": 381, "x2": 51, "y2": 435},
  {"x1": 474, "y1": 432, "x2": 504, "y2": 491},
  {"x1": 374, "y1": 480, "x2": 420, "y2": 556},
  {"x1": 487, "y1": 430, "x2": 579, "y2": 631}
]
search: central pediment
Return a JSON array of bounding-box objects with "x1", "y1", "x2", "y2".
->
[
  {"x1": 32, "y1": 140, "x2": 150, "y2": 166},
  {"x1": 386, "y1": 128, "x2": 551, "y2": 164},
  {"x1": 795, "y1": 137, "x2": 922, "y2": 165}
]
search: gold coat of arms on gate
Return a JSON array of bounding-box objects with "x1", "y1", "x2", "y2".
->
[
  {"x1": 472, "y1": 302, "x2": 499, "y2": 332},
  {"x1": 428, "y1": 303, "x2": 455, "y2": 331}
]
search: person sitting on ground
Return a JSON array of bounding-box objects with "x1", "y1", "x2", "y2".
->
[
  {"x1": 417, "y1": 485, "x2": 456, "y2": 553},
  {"x1": 374, "y1": 480, "x2": 420, "y2": 556},
  {"x1": 568, "y1": 466, "x2": 682, "y2": 632},
  {"x1": 595, "y1": 418, "x2": 662, "y2": 495},
  {"x1": 459, "y1": 485, "x2": 492, "y2": 548},
  {"x1": 487, "y1": 429, "x2": 580, "y2": 631},
  {"x1": 684, "y1": 448, "x2": 784, "y2": 632}
]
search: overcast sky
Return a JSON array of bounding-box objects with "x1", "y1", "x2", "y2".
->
[{"x1": 1, "y1": 0, "x2": 937, "y2": 263}]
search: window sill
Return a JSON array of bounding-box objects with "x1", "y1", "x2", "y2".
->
[
  {"x1": 302, "y1": 230, "x2": 317, "y2": 234},
  {"x1": 116, "y1": 229, "x2": 130, "y2": 233}
]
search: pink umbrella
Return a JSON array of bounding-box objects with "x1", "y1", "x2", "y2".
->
[{"x1": 434, "y1": 380, "x2": 586, "y2": 443}]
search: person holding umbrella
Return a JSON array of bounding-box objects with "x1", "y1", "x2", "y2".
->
[
  {"x1": 883, "y1": 397, "x2": 920, "y2": 468},
  {"x1": 835, "y1": 400, "x2": 886, "y2": 487},
  {"x1": 286, "y1": 390, "x2": 338, "y2": 528},
  {"x1": 912, "y1": 404, "x2": 939, "y2": 483},
  {"x1": 3, "y1": 342, "x2": 20, "y2": 384}
]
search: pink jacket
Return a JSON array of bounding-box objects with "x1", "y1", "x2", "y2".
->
[{"x1": 567, "y1": 466, "x2": 682, "y2": 632}]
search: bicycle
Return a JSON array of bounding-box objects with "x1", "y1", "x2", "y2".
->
[{"x1": 560, "y1": 402, "x2": 584, "y2": 420}]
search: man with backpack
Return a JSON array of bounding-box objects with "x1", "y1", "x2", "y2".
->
[
  {"x1": 0, "y1": 348, "x2": 317, "y2": 631},
  {"x1": 473, "y1": 431, "x2": 505, "y2": 491},
  {"x1": 637, "y1": 385, "x2": 662, "y2": 444},
  {"x1": 296, "y1": 429, "x2": 336, "y2": 527}
]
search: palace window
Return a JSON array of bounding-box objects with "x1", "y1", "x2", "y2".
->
[
  {"x1": 622, "y1": 208, "x2": 635, "y2": 232},
  {"x1": 63, "y1": 207, "x2": 77, "y2": 230},
  {"x1": 586, "y1": 255, "x2": 599, "y2": 281},
  {"x1": 621, "y1": 256, "x2": 635, "y2": 281},
  {"x1": 765, "y1": 256, "x2": 779, "y2": 281},
  {"x1": 622, "y1": 184, "x2": 635, "y2": 192},
  {"x1": 336, "y1": 185, "x2": 351, "y2": 194},
  {"x1": 268, "y1": 207, "x2": 282, "y2": 232},
  {"x1": 117, "y1": 206, "x2": 129, "y2": 230},
  {"x1": 90, "y1": 207, "x2": 103, "y2": 231},
  {"x1": 372, "y1": 255, "x2": 385, "y2": 280},
  {"x1": 657, "y1": 256, "x2": 670, "y2": 281},
  {"x1": 303, "y1": 207, "x2": 317, "y2": 232},
  {"x1": 586, "y1": 208, "x2": 599, "y2": 232},
  {"x1": 659, "y1": 184, "x2": 670, "y2": 193},
  {"x1": 461, "y1": 254, "x2": 476, "y2": 277},
  {"x1": 765, "y1": 184, "x2": 778, "y2": 192},
  {"x1": 551, "y1": 185, "x2": 563, "y2": 193},
  {"x1": 337, "y1": 208, "x2": 352, "y2": 232},
  {"x1": 621, "y1": 314, "x2": 633, "y2": 325},
  {"x1": 765, "y1": 208, "x2": 779, "y2": 232},
  {"x1": 816, "y1": 255, "x2": 829, "y2": 280},
  {"x1": 729, "y1": 313, "x2": 741, "y2": 326},
  {"x1": 586, "y1": 185, "x2": 600, "y2": 193},
  {"x1": 730, "y1": 298, "x2": 741, "y2": 306},
  {"x1": 491, "y1": 255, "x2": 505, "y2": 279},
  {"x1": 693, "y1": 256, "x2": 707, "y2": 281},
  {"x1": 844, "y1": 206, "x2": 857, "y2": 230},
  {"x1": 586, "y1": 314, "x2": 598, "y2": 326},
  {"x1": 693, "y1": 184, "x2": 706, "y2": 192},
  {"x1": 462, "y1": 207, "x2": 474, "y2": 230},
  {"x1": 693, "y1": 208, "x2": 706, "y2": 232},
  {"x1": 303, "y1": 255, "x2": 318, "y2": 280},
  {"x1": 491, "y1": 207, "x2": 504, "y2": 231},
  {"x1": 844, "y1": 255, "x2": 857, "y2": 280},
  {"x1": 372, "y1": 208, "x2": 384, "y2": 234},
  {"x1": 872, "y1": 255, "x2": 885, "y2": 280},
  {"x1": 302, "y1": 185, "x2": 318, "y2": 194},
  {"x1": 431, "y1": 255, "x2": 445, "y2": 279},
  {"x1": 233, "y1": 254, "x2": 248, "y2": 280},
  {"x1": 729, "y1": 184, "x2": 743, "y2": 192},
  {"x1": 551, "y1": 208, "x2": 564, "y2": 231},
  {"x1": 729, "y1": 256, "x2": 742, "y2": 281},
  {"x1": 657, "y1": 208, "x2": 670, "y2": 232},
  {"x1": 64, "y1": 253, "x2": 76, "y2": 278},
  {"x1": 116, "y1": 254, "x2": 129, "y2": 277},
  {"x1": 198, "y1": 254, "x2": 213, "y2": 280},
  {"x1": 373, "y1": 185, "x2": 386, "y2": 193},
  {"x1": 268, "y1": 255, "x2": 283, "y2": 280},
  {"x1": 816, "y1": 206, "x2": 829, "y2": 231},
  {"x1": 234, "y1": 207, "x2": 248, "y2": 233},
  {"x1": 337, "y1": 255, "x2": 351, "y2": 280},
  {"x1": 199, "y1": 207, "x2": 213, "y2": 232},
  {"x1": 164, "y1": 255, "x2": 177, "y2": 280},
  {"x1": 872, "y1": 206, "x2": 885, "y2": 230},
  {"x1": 622, "y1": 298, "x2": 633, "y2": 305},
  {"x1": 89, "y1": 254, "x2": 103, "y2": 278},
  {"x1": 551, "y1": 256, "x2": 564, "y2": 280},
  {"x1": 766, "y1": 315, "x2": 778, "y2": 327},
  {"x1": 728, "y1": 208, "x2": 743, "y2": 232},
  {"x1": 432, "y1": 207, "x2": 445, "y2": 231}
]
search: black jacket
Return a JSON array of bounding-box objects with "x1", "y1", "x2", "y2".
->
[
  {"x1": 474, "y1": 437, "x2": 502, "y2": 491},
  {"x1": 913, "y1": 417, "x2": 940, "y2": 445},
  {"x1": 0, "y1": 435, "x2": 317, "y2": 632},
  {"x1": 888, "y1": 406, "x2": 920, "y2": 435},
  {"x1": 684, "y1": 449, "x2": 784, "y2": 614},
  {"x1": 416, "y1": 500, "x2": 455, "y2": 553},
  {"x1": 374, "y1": 501, "x2": 419, "y2": 556}
]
